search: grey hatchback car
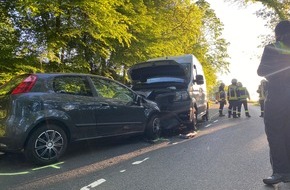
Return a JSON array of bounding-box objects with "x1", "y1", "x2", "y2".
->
[{"x1": 0, "y1": 73, "x2": 160, "y2": 165}]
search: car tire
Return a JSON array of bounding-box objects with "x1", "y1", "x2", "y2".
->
[
  {"x1": 24, "y1": 124, "x2": 68, "y2": 165},
  {"x1": 145, "y1": 115, "x2": 161, "y2": 140}
]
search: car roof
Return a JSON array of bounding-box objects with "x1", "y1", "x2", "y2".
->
[{"x1": 30, "y1": 73, "x2": 110, "y2": 80}]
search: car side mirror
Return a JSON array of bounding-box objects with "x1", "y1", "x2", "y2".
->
[
  {"x1": 136, "y1": 95, "x2": 144, "y2": 106},
  {"x1": 194, "y1": 75, "x2": 204, "y2": 85}
]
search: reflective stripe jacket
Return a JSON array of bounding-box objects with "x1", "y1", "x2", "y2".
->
[
  {"x1": 257, "y1": 84, "x2": 266, "y2": 100},
  {"x1": 237, "y1": 86, "x2": 250, "y2": 101},
  {"x1": 227, "y1": 84, "x2": 238, "y2": 100}
]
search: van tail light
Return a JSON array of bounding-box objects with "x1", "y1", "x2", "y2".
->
[{"x1": 11, "y1": 75, "x2": 37, "y2": 95}]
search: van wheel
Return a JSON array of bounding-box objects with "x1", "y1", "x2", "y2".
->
[
  {"x1": 187, "y1": 106, "x2": 197, "y2": 131},
  {"x1": 202, "y1": 108, "x2": 209, "y2": 121},
  {"x1": 25, "y1": 124, "x2": 68, "y2": 165},
  {"x1": 145, "y1": 115, "x2": 161, "y2": 140}
]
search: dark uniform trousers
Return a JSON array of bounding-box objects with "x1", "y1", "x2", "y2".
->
[
  {"x1": 264, "y1": 86, "x2": 290, "y2": 174},
  {"x1": 237, "y1": 100, "x2": 250, "y2": 116},
  {"x1": 228, "y1": 100, "x2": 238, "y2": 117},
  {"x1": 219, "y1": 100, "x2": 225, "y2": 114}
]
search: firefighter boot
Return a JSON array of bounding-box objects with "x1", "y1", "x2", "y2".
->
[
  {"x1": 219, "y1": 110, "x2": 225, "y2": 117},
  {"x1": 228, "y1": 111, "x2": 231, "y2": 118},
  {"x1": 233, "y1": 112, "x2": 238, "y2": 118}
]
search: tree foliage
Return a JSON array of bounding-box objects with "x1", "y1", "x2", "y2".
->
[{"x1": 0, "y1": 0, "x2": 230, "y2": 93}]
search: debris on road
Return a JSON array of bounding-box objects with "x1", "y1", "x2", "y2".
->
[{"x1": 179, "y1": 131, "x2": 197, "y2": 139}]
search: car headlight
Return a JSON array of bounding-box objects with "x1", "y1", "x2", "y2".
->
[{"x1": 173, "y1": 91, "x2": 189, "y2": 102}]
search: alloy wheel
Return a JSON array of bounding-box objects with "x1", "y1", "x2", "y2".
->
[{"x1": 34, "y1": 130, "x2": 64, "y2": 160}]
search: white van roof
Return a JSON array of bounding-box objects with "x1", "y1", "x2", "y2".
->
[{"x1": 148, "y1": 54, "x2": 196, "y2": 64}]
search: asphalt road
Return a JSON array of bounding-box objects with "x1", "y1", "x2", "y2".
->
[{"x1": 1, "y1": 104, "x2": 290, "y2": 190}]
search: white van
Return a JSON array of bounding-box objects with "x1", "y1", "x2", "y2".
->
[{"x1": 128, "y1": 54, "x2": 208, "y2": 131}]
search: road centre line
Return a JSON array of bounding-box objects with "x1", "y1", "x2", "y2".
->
[
  {"x1": 10, "y1": 142, "x2": 169, "y2": 190},
  {"x1": 132, "y1": 157, "x2": 149, "y2": 165},
  {"x1": 80, "y1": 179, "x2": 106, "y2": 190},
  {"x1": 81, "y1": 157, "x2": 149, "y2": 189}
]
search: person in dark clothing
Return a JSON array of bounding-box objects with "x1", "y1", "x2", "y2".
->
[
  {"x1": 257, "y1": 79, "x2": 267, "y2": 117},
  {"x1": 218, "y1": 83, "x2": 226, "y2": 117},
  {"x1": 236, "y1": 82, "x2": 251, "y2": 117},
  {"x1": 227, "y1": 79, "x2": 239, "y2": 118},
  {"x1": 257, "y1": 20, "x2": 290, "y2": 185}
]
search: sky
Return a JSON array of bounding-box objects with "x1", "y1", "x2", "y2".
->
[{"x1": 206, "y1": 0, "x2": 272, "y2": 100}]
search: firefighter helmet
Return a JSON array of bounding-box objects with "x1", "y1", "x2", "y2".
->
[{"x1": 231, "y1": 78, "x2": 237, "y2": 84}]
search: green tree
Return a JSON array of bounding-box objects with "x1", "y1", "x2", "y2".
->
[
  {"x1": 0, "y1": 0, "x2": 230, "y2": 93},
  {"x1": 5, "y1": 0, "x2": 135, "y2": 73},
  {"x1": 110, "y1": 0, "x2": 205, "y2": 83}
]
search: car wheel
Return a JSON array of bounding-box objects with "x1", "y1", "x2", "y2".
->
[
  {"x1": 145, "y1": 115, "x2": 161, "y2": 140},
  {"x1": 25, "y1": 124, "x2": 68, "y2": 165},
  {"x1": 187, "y1": 106, "x2": 197, "y2": 131}
]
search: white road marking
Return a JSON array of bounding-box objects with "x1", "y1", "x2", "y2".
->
[
  {"x1": 172, "y1": 142, "x2": 179, "y2": 145},
  {"x1": 213, "y1": 120, "x2": 218, "y2": 123},
  {"x1": 80, "y1": 179, "x2": 106, "y2": 190},
  {"x1": 205, "y1": 124, "x2": 212, "y2": 128},
  {"x1": 120, "y1": 170, "x2": 126, "y2": 173},
  {"x1": 0, "y1": 151, "x2": 5, "y2": 155},
  {"x1": 132, "y1": 157, "x2": 149, "y2": 165}
]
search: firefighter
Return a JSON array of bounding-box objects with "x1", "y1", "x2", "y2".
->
[
  {"x1": 237, "y1": 82, "x2": 251, "y2": 117},
  {"x1": 257, "y1": 20, "x2": 290, "y2": 185},
  {"x1": 218, "y1": 82, "x2": 226, "y2": 117},
  {"x1": 227, "y1": 79, "x2": 239, "y2": 118},
  {"x1": 257, "y1": 79, "x2": 267, "y2": 117}
]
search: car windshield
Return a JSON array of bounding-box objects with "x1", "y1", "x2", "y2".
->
[
  {"x1": 146, "y1": 77, "x2": 185, "y2": 84},
  {"x1": 180, "y1": 62, "x2": 191, "y2": 79}
]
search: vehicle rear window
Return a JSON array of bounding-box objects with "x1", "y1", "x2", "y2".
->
[
  {"x1": 53, "y1": 76, "x2": 93, "y2": 96},
  {"x1": 0, "y1": 74, "x2": 30, "y2": 96}
]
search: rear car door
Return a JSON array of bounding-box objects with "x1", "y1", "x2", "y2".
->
[
  {"x1": 52, "y1": 76, "x2": 100, "y2": 139},
  {"x1": 90, "y1": 76, "x2": 146, "y2": 136}
]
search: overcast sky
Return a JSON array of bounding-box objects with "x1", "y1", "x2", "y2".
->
[{"x1": 206, "y1": 0, "x2": 272, "y2": 100}]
